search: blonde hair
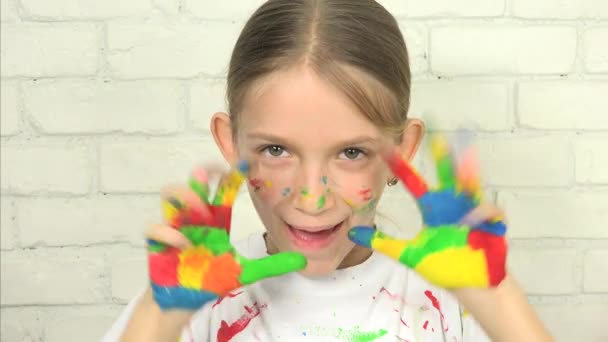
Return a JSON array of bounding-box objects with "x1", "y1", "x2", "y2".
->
[{"x1": 226, "y1": 0, "x2": 411, "y2": 139}]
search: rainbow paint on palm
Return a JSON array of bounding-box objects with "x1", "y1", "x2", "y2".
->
[
  {"x1": 348, "y1": 135, "x2": 507, "y2": 288},
  {"x1": 150, "y1": 162, "x2": 307, "y2": 310}
]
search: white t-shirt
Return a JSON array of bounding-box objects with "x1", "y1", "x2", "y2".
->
[{"x1": 102, "y1": 232, "x2": 490, "y2": 342}]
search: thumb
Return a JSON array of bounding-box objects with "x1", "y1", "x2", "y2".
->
[
  {"x1": 348, "y1": 226, "x2": 410, "y2": 263},
  {"x1": 238, "y1": 252, "x2": 307, "y2": 285}
]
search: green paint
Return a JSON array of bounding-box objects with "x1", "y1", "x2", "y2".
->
[
  {"x1": 180, "y1": 226, "x2": 233, "y2": 255},
  {"x1": 317, "y1": 195, "x2": 326, "y2": 209},
  {"x1": 436, "y1": 155, "x2": 456, "y2": 189},
  {"x1": 239, "y1": 252, "x2": 307, "y2": 285},
  {"x1": 399, "y1": 225, "x2": 469, "y2": 268},
  {"x1": 211, "y1": 186, "x2": 225, "y2": 206},
  {"x1": 148, "y1": 240, "x2": 167, "y2": 253},
  {"x1": 300, "y1": 188, "x2": 309, "y2": 196},
  {"x1": 337, "y1": 326, "x2": 387, "y2": 342},
  {"x1": 189, "y1": 178, "x2": 209, "y2": 204}
]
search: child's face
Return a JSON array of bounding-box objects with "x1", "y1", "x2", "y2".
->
[{"x1": 213, "y1": 65, "x2": 421, "y2": 276}]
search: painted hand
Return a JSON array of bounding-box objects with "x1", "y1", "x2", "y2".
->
[
  {"x1": 148, "y1": 162, "x2": 307, "y2": 310},
  {"x1": 348, "y1": 136, "x2": 507, "y2": 288}
]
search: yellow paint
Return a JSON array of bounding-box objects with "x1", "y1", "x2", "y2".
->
[
  {"x1": 178, "y1": 247, "x2": 211, "y2": 290},
  {"x1": 414, "y1": 247, "x2": 489, "y2": 288},
  {"x1": 162, "y1": 200, "x2": 179, "y2": 222},
  {"x1": 265, "y1": 180, "x2": 273, "y2": 188},
  {"x1": 430, "y1": 135, "x2": 449, "y2": 161},
  {"x1": 372, "y1": 236, "x2": 408, "y2": 260},
  {"x1": 221, "y1": 171, "x2": 246, "y2": 205}
]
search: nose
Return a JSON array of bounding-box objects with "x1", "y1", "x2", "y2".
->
[{"x1": 292, "y1": 166, "x2": 335, "y2": 215}]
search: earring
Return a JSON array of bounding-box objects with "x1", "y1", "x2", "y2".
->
[{"x1": 387, "y1": 178, "x2": 398, "y2": 186}]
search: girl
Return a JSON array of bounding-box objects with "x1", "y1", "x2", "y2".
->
[{"x1": 103, "y1": 0, "x2": 552, "y2": 341}]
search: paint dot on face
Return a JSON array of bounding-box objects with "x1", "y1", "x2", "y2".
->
[{"x1": 321, "y1": 176, "x2": 328, "y2": 185}]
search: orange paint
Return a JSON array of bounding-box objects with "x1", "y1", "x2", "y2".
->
[{"x1": 203, "y1": 253, "x2": 242, "y2": 295}]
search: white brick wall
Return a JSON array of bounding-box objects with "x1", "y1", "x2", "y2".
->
[{"x1": 1, "y1": 1, "x2": 607, "y2": 341}]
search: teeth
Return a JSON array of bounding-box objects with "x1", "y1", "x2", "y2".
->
[{"x1": 290, "y1": 225, "x2": 334, "y2": 232}]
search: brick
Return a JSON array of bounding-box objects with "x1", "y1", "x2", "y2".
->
[
  {"x1": 0, "y1": 145, "x2": 91, "y2": 195},
  {"x1": 409, "y1": 81, "x2": 511, "y2": 131},
  {"x1": 477, "y1": 135, "x2": 572, "y2": 187},
  {"x1": 399, "y1": 23, "x2": 428, "y2": 75},
  {"x1": 45, "y1": 311, "x2": 119, "y2": 342},
  {"x1": 99, "y1": 138, "x2": 225, "y2": 193},
  {"x1": 498, "y1": 190, "x2": 608, "y2": 238},
  {"x1": 0, "y1": 24, "x2": 98, "y2": 77},
  {"x1": 1, "y1": 199, "x2": 16, "y2": 250},
  {"x1": 0, "y1": 0, "x2": 18, "y2": 22},
  {"x1": 509, "y1": 249, "x2": 578, "y2": 295},
  {"x1": 1, "y1": 255, "x2": 105, "y2": 305},
  {"x1": 184, "y1": 0, "x2": 264, "y2": 19},
  {"x1": 575, "y1": 136, "x2": 608, "y2": 184},
  {"x1": 584, "y1": 26, "x2": 608, "y2": 73},
  {"x1": 107, "y1": 22, "x2": 243, "y2": 78},
  {"x1": 0, "y1": 308, "x2": 42, "y2": 341},
  {"x1": 20, "y1": 0, "x2": 153, "y2": 19},
  {"x1": 24, "y1": 80, "x2": 182, "y2": 135},
  {"x1": 379, "y1": 0, "x2": 504, "y2": 17},
  {"x1": 0, "y1": 81, "x2": 20, "y2": 136},
  {"x1": 111, "y1": 256, "x2": 147, "y2": 302},
  {"x1": 18, "y1": 196, "x2": 159, "y2": 247},
  {"x1": 431, "y1": 25, "x2": 576, "y2": 75},
  {"x1": 518, "y1": 81, "x2": 608, "y2": 130},
  {"x1": 512, "y1": 0, "x2": 608, "y2": 19},
  {"x1": 190, "y1": 79, "x2": 227, "y2": 132},
  {"x1": 535, "y1": 304, "x2": 608, "y2": 341},
  {"x1": 583, "y1": 250, "x2": 608, "y2": 293}
]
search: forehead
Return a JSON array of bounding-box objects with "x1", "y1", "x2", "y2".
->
[{"x1": 238, "y1": 65, "x2": 384, "y2": 144}]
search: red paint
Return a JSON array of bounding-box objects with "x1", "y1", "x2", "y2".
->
[
  {"x1": 248, "y1": 178, "x2": 263, "y2": 192},
  {"x1": 358, "y1": 188, "x2": 373, "y2": 201},
  {"x1": 396, "y1": 337, "x2": 410, "y2": 342},
  {"x1": 423, "y1": 320, "x2": 429, "y2": 330},
  {"x1": 148, "y1": 250, "x2": 179, "y2": 286},
  {"x1": 468, "y1": 230, "x2": 507, "y2": 286},
  {"x1": 216, "y1": 302, "x2": 267, "y2": 342},
  {"x1": 378, "y1": 286, "x2": 407, "y2": 305},
  {"x1": 212, "y1": 291, "x2": 244, "y2": 309},
  {"x1": 400, "y1": 318, "x2": 409, "y2": 328},
  {"x1": 385, "y1": 152, "x2": 427, "y2": 198},
  {"x1": 424, "y1": 290, "x2": 448, "y2": 332},
  {"x1": 211, "y1": 205, "x2": 232, "y2": 232}
]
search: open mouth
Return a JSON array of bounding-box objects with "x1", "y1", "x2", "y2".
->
[{"x1": 285, "y1": 221, "x2": 344, "y2": 250}]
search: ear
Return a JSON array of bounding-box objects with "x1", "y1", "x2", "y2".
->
[
  {"x1": 398, "y1": 118, "x2": 425, "y2": 161},
  {"x1": 210, "y1": 112, "x2": 238, "y2": 165}
]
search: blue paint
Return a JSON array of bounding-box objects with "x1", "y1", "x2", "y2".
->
[
  {"x1": 151, "y1": 283, "x2": 218, "y2": 311},
  {"x1": 418, "y1": 190, "x2": 475, "y2": 227},
  {"x1": 321, "y1": 176, "x2": 328, "y2": 185},
  {"x1": 282, "y1": 187, "x2": 291, "y2": 196}
]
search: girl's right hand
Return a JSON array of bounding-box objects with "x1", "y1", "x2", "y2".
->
[{"x1": 146, "y1": 163, "x2": 307, "y2": 311}]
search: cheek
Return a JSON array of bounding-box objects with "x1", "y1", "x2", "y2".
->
[{"x1": 330, "y1": 163, "x2": 387, "y2": 210}]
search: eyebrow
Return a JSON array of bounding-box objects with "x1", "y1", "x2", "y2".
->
[{"x1": 246, "y1": 132, "x2": 381, "y2": 148}]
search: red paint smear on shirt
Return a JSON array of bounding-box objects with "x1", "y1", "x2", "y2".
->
[
  {"x1": 424, "y1": 290, "x2": 448, "y2": 332},
  {"x1": 378, "y1": 286, "x2": 407, "y2": 305},
  {"x1": 216, "y1": 302, "x2": 267, "y2": 342},
  {"x1": 212, "y1": 291, "x2": 244, "y2": 309},
  {"x1": 468, "y1": 230, "x2": 507, "y2": 286},
  {"x1": 423, "y1": 320, "x2": 429, "y2": 330},
  {"x1": 400, "y1": 318, "x2": 410, "y2": 328}
]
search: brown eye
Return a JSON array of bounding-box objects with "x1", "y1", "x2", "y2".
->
[{"x1": 341, "y1": 148, "x2": 364, "y2": 160}]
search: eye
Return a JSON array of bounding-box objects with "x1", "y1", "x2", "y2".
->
[
  {"x1": 340, "y1": 147, "x2": 365, "y2": 160},
  {"x1": 262, "y1": 145, "x2": 289, "y2": 158}
]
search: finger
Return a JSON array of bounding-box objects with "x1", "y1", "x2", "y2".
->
[
  {"x1": 211, "y1": 161, "x2": 249, "y2": 206},
  {"x1": 460, "y1": 203, "x2": 507, "y2": 236},
  {"x1": 161, "y1": 186, "x2": 213, "y2": 227},
  {"x1": 189, "y1": 167, "x2": 210, "y2": 204},
  {"x1": 238, "y1": 252, "x2": 307, "y2": 285},
  {"x1": 348, "y1": 226, "x2": 409, "y2": 261},
  {"x1": 384, "y1": 149, "x2": 428, "y2": 199},
  {"x1": 146, "y1": 224, "x2": 192, "y2": 250},
  {"x1": 431, "y1": 134, "x2": 457, "y2": 190},
  {"x1": 457, "y1": 146, "x2": 482, "y2": 202}
]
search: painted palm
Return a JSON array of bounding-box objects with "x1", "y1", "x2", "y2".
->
[
  {"x1": 349, "y1": 136, "x2": 507, "y2": 288},
  {"x1": 149, "y1": 162, "x2": 307, "y2": 310}
]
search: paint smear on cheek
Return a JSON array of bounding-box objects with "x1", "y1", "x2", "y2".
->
[{"x1": 282, "y1": 187, "x2": 291, "y2": 197}]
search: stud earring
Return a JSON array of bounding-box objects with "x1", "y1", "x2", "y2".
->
[{"x1": 387, "y1": 178, "x2": 398, "y2": 186}]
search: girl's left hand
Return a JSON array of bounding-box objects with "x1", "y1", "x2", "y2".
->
[{"x1": 348, "y1": 135, "x2": 507, "y2": 289}]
